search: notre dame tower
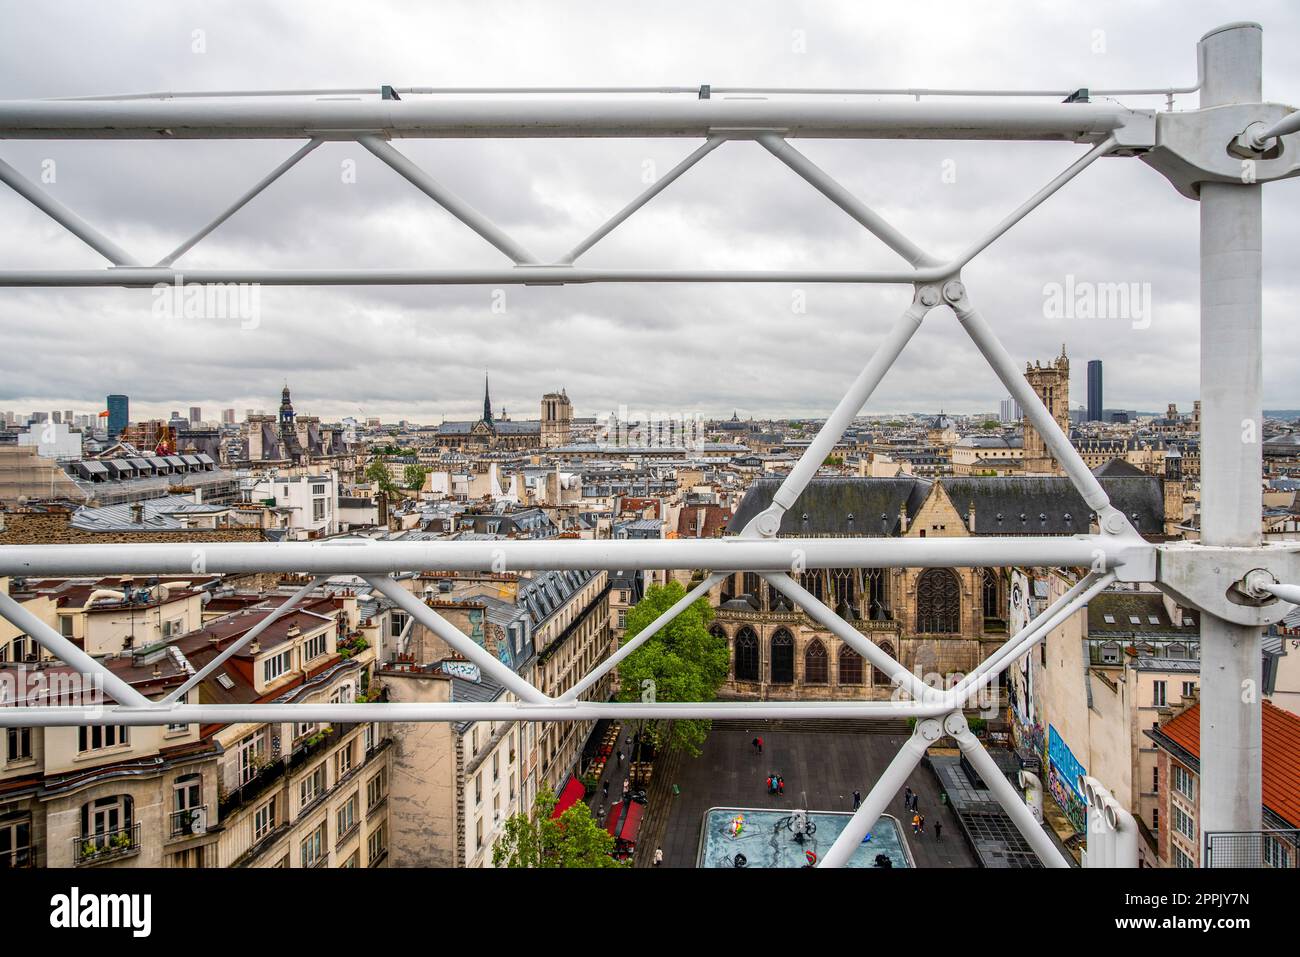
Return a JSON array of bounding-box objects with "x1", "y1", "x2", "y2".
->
[
  {"x1": 540, "y1": 389, "x2": 573, "y2": 448},
  {"x1": 1022, "y1": 346, "x2": 1070, "y2": 475}
]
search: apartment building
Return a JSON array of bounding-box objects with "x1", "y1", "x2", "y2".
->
[
  {"x1": 17, "y1": 577, "x2": 208, "y2": 655},
  {"x1": 380, "y1": 567, "x2": 613, "y2": 867},
  {"x1": 1147, "y1": 700, "x2": 1300, "y2": 868}
]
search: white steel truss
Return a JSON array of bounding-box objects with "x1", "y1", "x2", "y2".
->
[{"x1": 1, "y1": 22, "x2": 1298, "y2": 868}]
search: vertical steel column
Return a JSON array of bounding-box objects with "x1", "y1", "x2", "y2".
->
[{"x1": 1197, "y1": 22, "x2": 1264, "y2": 847}]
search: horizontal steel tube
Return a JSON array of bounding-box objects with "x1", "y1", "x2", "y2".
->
[
  {"x1": 0, "y1": 698, "x2": 952, "y2": 727},
  {"x1": 0, "y1": 267, "x2": 931, "y2": 287},
  {"x1": 0, "y1": 536, "x2": 1118, "y2": 576},
  {"x1": 0, "y1": 98, "x2": 1142, "y2": 141}
]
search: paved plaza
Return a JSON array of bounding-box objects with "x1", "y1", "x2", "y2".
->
[{"x1": 649, "y1": 723, "x2": 979, "y2": 868}]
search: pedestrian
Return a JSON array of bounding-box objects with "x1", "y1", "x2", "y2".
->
[
  {"x1": 904, "y1": 786, "x2": 913, "y2": 810},
  {"x1": 752, "y1": 737, "x2": 760, "y2": 755},
  {"x1": 653, "y1": 847, "x2": 663, "y2": 866},
  {"x1": 622, "y1": 777, "x2": 630, "y2": 798},
  {"x1": 911, "y1": 813, "x2": 920, "y2": 835},
  {"x1": 757, "y1": 735, "x2": 763, "y2": 754},
  {"x1": 617, "y1": 749, "x2": 624, "y2": 766},
  {"x1": 766, "y1": 774, "x2": 774, "y2": 793},
  {"x1": 935, "y1": 822, "x2": 942, "y2": 841},
  {"x1": 918, "y1": 813, "x2": 926, "y2": 835},
  {"x1": 852, "y1": 789, "x2": 862, "y2": 810},
  {"x1": 778, "y1": 775, "x2": 785, "y2": 795},
  {"x1": 598, "y1": 803, "x2": 607, "y2": 824}
]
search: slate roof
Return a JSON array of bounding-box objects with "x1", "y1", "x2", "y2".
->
[
  {"x1": 730, "y1": 476, "x2": 928, "y2": 537},
  {"x1": 730, "y1": 474, "x2": 1167, "y2": 537}
]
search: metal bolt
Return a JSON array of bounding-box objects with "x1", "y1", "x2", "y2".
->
[
  {"x1": 942, "y1": 280, "x2": 965, "y2": 303},
  {"x1": 918, "y1": 286, "x2": 941, "y2": 307}
]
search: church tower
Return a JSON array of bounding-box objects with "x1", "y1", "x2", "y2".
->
[
  {"x1": 481, "y1": 372, "x2": 494, "y2": 425},
  {"x1": 1021, "y1": 346, "x2": 1070, "y2": 475},
  {"x1": 541, "y1": 389, "x2": 573, "y2": 449}
]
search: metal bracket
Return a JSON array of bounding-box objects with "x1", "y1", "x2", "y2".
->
[
  {"x1": 1141, "y1": 102, "x2": 1300, "y2": 199},
  {"x1": 1156, "y1": 541, "x2": 1300, "y2": 626}
]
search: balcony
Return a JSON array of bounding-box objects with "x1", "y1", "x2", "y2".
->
[
  {"x1": 73, "y1": 823, "x2": 142, "y2": 866},
  {"x1": 169, "y1": 805, "x2": 209, "y2": 839}
]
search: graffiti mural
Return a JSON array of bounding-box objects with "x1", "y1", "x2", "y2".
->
[{"x1": 1046, "y1": 725, "x2": 1087, "y2": 832}]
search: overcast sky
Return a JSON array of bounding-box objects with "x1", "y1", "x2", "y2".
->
[{"x1": 0, "y1": 0, "x2": 1297, "y2": 424}]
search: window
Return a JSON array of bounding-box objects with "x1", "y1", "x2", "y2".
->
[
  {"x1": 1173, "y1": 844, "x2": 1194, "y2": 869},
  {"x1": 838, "y1": 646, "x2": 864, "y2": 685},
  {"x1": 300, "y1": 764, "x2": 326, "y2": 808},
  {"x1": 0, "y1": 819, "x2": 32, "y2": 868},
  {"x1": 303, "y1": 632, "x2": 327, "y2": 662},
  {"x1": 1264, "y1": 836, "x2": 1293, "y2": 868},
  {"x1": 915, "y1": 568, "x2": 961, "y2": 633},
  {"x1": 475, "y1": 817, "x2": 483, "y2": 850},
  {"x1": 313, "y1": 499, "x2": 327, "y2": 522},
  {"x1": 263, "y1": 649, "x2": 292, "y2": 683},
  {"x1": 301, "y1": 823, "x2": 325, "y2": 867},
  {"x1": 734, "y1": 628, "x2": 759, "y2": 682},
  {"x1": 336, "y1": 744, "x2": 353, "y2": 778},
  {"x1": 336, "y1": 793, "x2": 358, "y2": 839},
  {"x1": 1173, "y1": 804, "x2": 1195, "y2": 840},
  {"x1": 172, "y1": 773, "x2": 202, "y2": 835},
  {"x1": 492, "y1": 751, "x2": 499, "y2": 782},
  {"x1": 804, "y1": 638, "x2": 828, "y2": 684},
  {"x1": 78, "y1": 725, "x2": 127, "y2": 752},
  {"x1": 1103, "y1": 614, "x2": 1116, "y2": 624},
  {"x1": 617, "y1": 609, "x2": 626, "y2": 629},
  {"x1": 1153, "y1": 765, "x2": 1160, "y2": 793},
  {"x1": 770, "y1": 630, "x2": 794, "y2": 684},
  {"x1": 475, "y1": 772, "x2": 483, "y2": 805},
  {"x1": 367, "y1": 767, "x2": 388, "y2": 809},
  {"x1": 364, "y1": 722, "x2": 377, "y2": 753},
  {"x1": 1129, "y1": 615, "x2": 1141, "y2": 625},
  {"x1": 253, "y1": 798, "x2": 277, "y2": 841},
  {"x1": 60, "y1": 617, "x2": 74, "y2": 638},
  {"x1": 1172, "y1": 764, "x2": 1195, "y2": 800},
  {"x1": 5, "y1": 726, "x2": 32, "y2": 762},
  {"x1": 1152, "y1": 681, "x2": 1167, "y2": 707},
  {"x1": 1151, "y1": 807, "x2": 1159, "y2": 831},
  {"x1": 81, "y1": 795, "x2": 133, "y2": 850},
  {"x1": 873, "y1": 641, "x2": 896, "y2": 687},
  {"x1": 367, "y1": 823, "x2": 387, "y2": 864},
  {"x1": 1181, "y1": 681, "x2": 1197, "y2": 699},
  {"x1": 340, "y1": 850, "x2": 360, "y2": 868},
  {"x1": 238, "y1": 732, "x2": 265, "y2": 785}
]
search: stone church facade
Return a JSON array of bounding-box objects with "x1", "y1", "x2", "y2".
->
[{"x1": 711, "y1": 473, "x2": 1168, "y2": 702}]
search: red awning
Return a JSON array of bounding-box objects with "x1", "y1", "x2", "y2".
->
[
  {"x1": 552, "y1": 775, "x2": 586, "y2": 819},
  {"x1": 605, "y1": 800, "x2": 644, "y2": 844}
]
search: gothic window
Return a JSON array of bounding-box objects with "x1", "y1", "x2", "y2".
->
[
  {"x1": 916, "y1": 568, "x2": 961, "y2": 633},
  {"x1": 798, "y1": 570, "x2": 825, "y2": 603},
  {"x1": 829, "y1": 568, "x2": 858, "y2": 610},
  {"x1": 872, "y1": 641, "x2": 896, "y2": 687},
  {"x1": 741, "y1": 572, "x2": 763, "y2": 611},
  {"x1": 982, "y1": 568, "x2": 1003, "y2": 623},
  {"x1": 770, "y1": 629, "x2": 795, "y2": 685},
  {"x1": 734, "y1": 627, "x2": 759, "y2": 682},
  {"x1": 804, "y1": 639, "x2": 828, "y2": 684},
  {"x1": 839, "y1": 646, "x2": 864, "y2": 685},
  {"x1": 866, "y1": 568, "x2": 890, "y2": 620}
]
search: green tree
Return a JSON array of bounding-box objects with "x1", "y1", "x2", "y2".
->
[
  {"x1": 616, "y1": 580, "x2": 727, "y2": 757},
  {"x1": 364, "y1": 459, "x2": 398, "y2": 498},
  {"x1": 403, "y1": 462, "x2": 430, "y2": 490},
  {"x1": 981, "y1": 419, "x2": 1000, "y2": 430},
  {"x1": 493, "y1": 786, "x2": 625, "y2": 868}
]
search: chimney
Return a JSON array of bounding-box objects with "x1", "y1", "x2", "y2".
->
[
  {"x1": 695, "y1": 507, "x2": 705, "y2": 538},
  {"x1": 130, "y1": 503, "x2": 144, "y2": 524}
]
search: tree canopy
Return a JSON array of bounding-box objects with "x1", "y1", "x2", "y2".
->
[
  {"x1": 616, "y1": 580, "x2": 728, "y2": 756},
  {"x1": 492, "y1": 786, "x2": 625, "y2": 868},
  {"x1": 364, "y1": 459, "x2": 399, "y2": 498}
]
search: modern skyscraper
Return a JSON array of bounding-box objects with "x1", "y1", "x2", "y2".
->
[
  {"x1": 189, "y1": 406, "x2": 202, "y2": 424},
  {"x1": 106, "y1": 394, "x2": 129, "y2": 438},
  {"x1": 1087, "y1": 359, "x2": 1103, "y2": 422}
]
